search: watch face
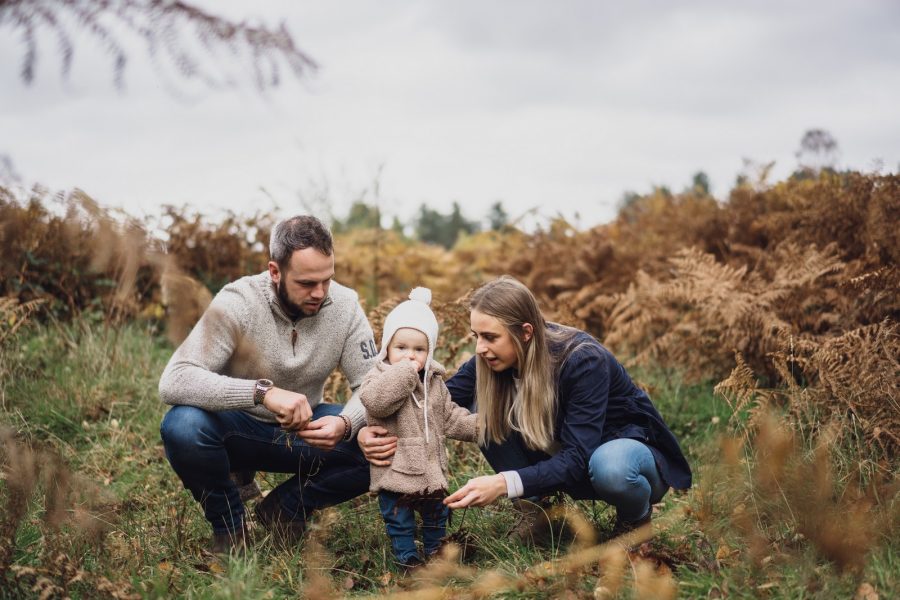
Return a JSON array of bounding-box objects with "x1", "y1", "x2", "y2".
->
[{"x1": 255, "y1": 379, "x2": 273, "y2": 405}]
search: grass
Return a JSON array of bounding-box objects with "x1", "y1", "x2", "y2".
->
[{"x1": 1, "y1": 315, "x2": 897, "y2": 598}]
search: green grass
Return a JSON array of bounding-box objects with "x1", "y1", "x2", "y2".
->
[{"x1": 1, "y1": 316, "x2": 896, "y2": 598}]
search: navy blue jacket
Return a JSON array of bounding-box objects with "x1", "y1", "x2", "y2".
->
[{"x1": 446, "y1": 328, "x2": 692, "y2": 498}]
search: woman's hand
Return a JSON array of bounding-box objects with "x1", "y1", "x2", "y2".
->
[
  {"x1": 444, "y1": 474, "x2": 507, "y2": 508},
  {"x1": 357, "y1": 425, "x2": 398, "y2": 466}
]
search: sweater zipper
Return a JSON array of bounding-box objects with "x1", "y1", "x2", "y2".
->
[{"x1": 291, "y1": 328, "x2": 298, "y2": 356}]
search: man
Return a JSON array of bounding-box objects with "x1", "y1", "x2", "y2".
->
[{"x1": 159, "y1": 215, "x2": 377, "y2": 553}]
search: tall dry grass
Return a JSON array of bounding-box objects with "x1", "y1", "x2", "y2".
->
[{"x1": 0, "y1": 429, "x2": 140, "y2": 599}]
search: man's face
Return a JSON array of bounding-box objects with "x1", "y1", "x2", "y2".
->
[{"x1": 268, "y1": 247, "x2": 335, "y2": 317}]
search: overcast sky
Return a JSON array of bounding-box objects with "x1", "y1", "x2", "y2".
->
[{"x1": 1, "y1": 0, "x2": 898, "y2": 230}]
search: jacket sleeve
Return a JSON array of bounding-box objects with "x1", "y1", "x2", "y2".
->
[
  {"x1": 338, "y1": 300, "x2": 378, "y2": 434},
  {"x1": 158, "y1": 288, "x2": 257, "y2": 411},
  {"x1": 439, "y1": 382, "x2": 478, "y2": 442},
  {"x1": 515, "y1": 345, "x2": 610, "y2": 497},
  {"x1": 445, "y1": 356, "x2": 477, "y2": 411},
  {"x1": 359, "y1": 361, "x2": 419, "y2": 419}
]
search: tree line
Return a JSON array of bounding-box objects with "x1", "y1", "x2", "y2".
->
[{"x1": 331, "y1": 200, "x2": 510, "y2": 249}]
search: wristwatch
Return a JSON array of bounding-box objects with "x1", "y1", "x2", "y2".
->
[{"x1": 254, "y1": 379, "x2": 274, "y2": 406}]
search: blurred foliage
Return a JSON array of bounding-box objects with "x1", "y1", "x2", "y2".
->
[
  {"x1": 160, "y1": 205, "x2": 275, "y2": 294},
  {"x1": 1, "y1": 169, "x2": 898, "y2": 450},
  {"x1": 0, "y1": 187, "x2": 159, "y2": 321}
]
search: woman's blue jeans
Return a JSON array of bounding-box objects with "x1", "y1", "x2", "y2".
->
[
  {"x1": 160, "y1": 403, "x2": 370, "y2": 534},
  {"x1": 481, "y1": 435, "x2": 668, "y2": 523},
  {"x1": 377, "y1": 491, "x2": 449, "y2": 565}
]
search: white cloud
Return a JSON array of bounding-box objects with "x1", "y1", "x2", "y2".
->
[{"x1": 1, "y1": 0, "x2": 898, "y2": 229}]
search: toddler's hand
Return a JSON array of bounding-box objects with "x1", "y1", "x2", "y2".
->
[{"x1": 394, "y1": 356, "x2": 421, "y2": 372}]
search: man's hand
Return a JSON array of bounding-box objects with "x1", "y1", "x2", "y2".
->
[
  {"x1": 296, "y1": 415, "x2": 346, "y2": 450},
  {"x1": 263, "y1": 387, "x2": 312, "y2": 431},
  {"x1": 444, "y1": 474, "x2": 507, "y2": 509},
  {"x1": 357, "y1": 425, "x2": 398, "y2": 467}
]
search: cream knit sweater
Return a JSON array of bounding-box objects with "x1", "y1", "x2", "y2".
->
[{"x1": 158, "y1": 271, "x2": 376, "y2": 435}]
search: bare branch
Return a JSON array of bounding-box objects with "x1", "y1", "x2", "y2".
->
[{"x1": 0, "y1": 0, "x2": 316, "y2": 90}]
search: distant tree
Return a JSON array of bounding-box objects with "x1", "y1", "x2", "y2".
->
[
  {"x1": 332, "y1": 200, "x2": 380, "y2": 233},
  {"x1": 795, "y1": 128, "x2": 840, "y2": 174},
  {"x1": 415, "y1": 205, "x2": 450, "y2": 248},
  {"x1": 487, "y1": 201, "x2": 509, "y2": 231},
  {"x1": 736, "y1": 158, "x2": 776, "y2": 189},
  {"x1": 389, "y1": 216, "x2": 405, "y2": 237},
  {"x1": 0, "y1": 0, "x2": 315, "y2": 90},
  {"x1": 615, "y1": 191, "x2": 643, "y2": 223},
  {"x1": 617, "y1": 190, "x2": 641, "y2": 210},
  {"x1": 414, "y1": 202, "x2": 479, "y2": 249},
  {"x1": 691, "y1": 171, "x2": 711, "y2": 195},
  {"x1": 448, "y1": 201, "x2": 478, "y2": 240}
]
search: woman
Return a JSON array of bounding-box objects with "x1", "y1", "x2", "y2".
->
[{"x1": 360, "y1": 276, "x2": 691, "y2": 540}]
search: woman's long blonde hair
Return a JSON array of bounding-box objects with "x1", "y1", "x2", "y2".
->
[{"x1": 471, "y1": 276, "x2": 574, "y2": 452}]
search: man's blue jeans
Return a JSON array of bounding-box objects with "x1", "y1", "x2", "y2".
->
[
  {"x1": 481, "y1": 435, "x2": 668, "y2": 523},
  {"x1": 377, "y1": 491, "x2": 449, "y2": 565},
  {"x1": 160, "y1": 403, "x2": 369, "y2": 534}
]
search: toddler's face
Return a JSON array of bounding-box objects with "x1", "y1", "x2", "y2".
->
[{"x1": 387, "y1": 328, "x2": 429, "y2": 371}]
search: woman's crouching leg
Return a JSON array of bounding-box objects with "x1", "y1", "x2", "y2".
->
[{"x1": 587, "y1": 438, "x2": 668, "y2": 524}]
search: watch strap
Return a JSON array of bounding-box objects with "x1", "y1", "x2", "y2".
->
[{"x1": 254, "y1": 379, "x2": 273, "y2": 406}]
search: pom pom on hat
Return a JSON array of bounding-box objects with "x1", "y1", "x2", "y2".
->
[{"x1": 408, "y1": 286, "x2": 432, "y2": 305}]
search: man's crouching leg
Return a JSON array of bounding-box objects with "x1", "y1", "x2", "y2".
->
[
  {"x1": 254, "y1": 403, "x2": 371, "y2": 548},
  {"x1": 160, "y1": 405, "x2": 247, "y2": 553}
]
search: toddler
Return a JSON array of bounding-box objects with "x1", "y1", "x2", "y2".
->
[{"x1": 360, "y1": 287, "x2": 477, "y2": 569}]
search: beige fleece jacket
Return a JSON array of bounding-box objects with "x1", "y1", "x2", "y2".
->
[{"x1": 360, "y1": 359, "x2": 477, "y2": 495}]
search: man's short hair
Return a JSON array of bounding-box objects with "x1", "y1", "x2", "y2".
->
[{"x1": 269, "y1": 216, "x2": 334, "y2": 267}]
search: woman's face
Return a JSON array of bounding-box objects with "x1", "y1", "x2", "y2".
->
[{"x1": 470, "y1": 309, "x2": 521, "y2": 372}]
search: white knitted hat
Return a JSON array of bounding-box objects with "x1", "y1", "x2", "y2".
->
[{"x1": 377, "y1": 287, "x2": 438, "y2": 371}]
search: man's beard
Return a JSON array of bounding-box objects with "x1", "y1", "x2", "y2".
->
[{"x1": 277, "y1": 279, "x2": 311, "y2": 319}]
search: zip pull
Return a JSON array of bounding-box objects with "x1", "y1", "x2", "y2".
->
[{"x1": 291, "y1": 329, "x2": 298, "y2": 355}]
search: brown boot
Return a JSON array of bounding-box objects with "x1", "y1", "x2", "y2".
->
[
  {"x1": 508, "y1": 498, "x2": 556, "y2": 546},
  {"x1": 253, "y1": 493, "x2": 307, "y2": 549},
  {"x1": 609, "y1": 511, "x2": 652, "y2": 540},
  {"x1": 209, "y1": 522, "x2": 252, "y2": 556}
]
